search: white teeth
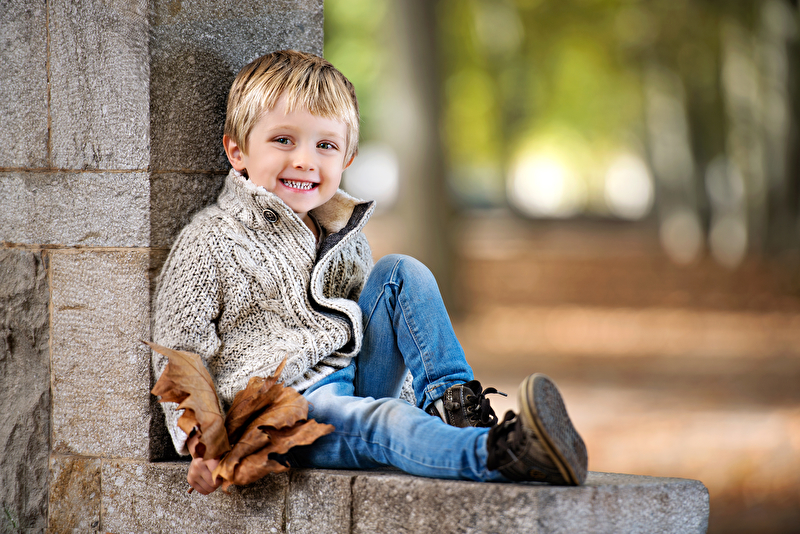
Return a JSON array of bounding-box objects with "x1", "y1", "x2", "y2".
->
[{"x1": 282, "y1": 179, "x2": 314, "y2": 190}]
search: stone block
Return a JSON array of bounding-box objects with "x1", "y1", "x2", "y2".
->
[
  {"x1": 48, "y1": 455, "x2": 101, "y2": 532},
  {"x1": 149, "y1": 172, "x2": 226, "y2": 249},
  {"x1": 101, "y1": 460, "x2": 288, "y2": 533},
  {"x1": 0, "y1": 172, "x2": 228, "y2": 249},
  {"x1": 50, "y1": 251, "x2": 152, "y2": 459},
  {"x1": 49, "y1": 0, "x2": 149, "y2": 170},
  {"x1": 0, "y1": 1, "x2": 48, "y2": 168},
  {"x1": 351, "y1": 471, "x2": 538, "y2": 534},
  {"x1": 351, "y1": 471, "x2": 709, "y2": 534},
  {"x1": 0, "y1": 172, "x2": 150, "y2": 247},
  {"x1": 534, "y1": 472, "x2": 710, "y2": 534},
  {"x1": 286, "y1": 469, "x2": 355, "y2": 534},
  {"x1": 0, "y1": 249, "x2": 50, "y2": 532},
  {"x1": 148, "y1": 0, "x2": 324, "y2": 172}
]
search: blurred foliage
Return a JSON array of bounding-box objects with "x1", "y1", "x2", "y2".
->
[
  {"x1": 324, "y1": 0, "x2": 390, "y2": 142},
  {"x1": 325, "y1": 0, "x2": 800, "y2": 261}
]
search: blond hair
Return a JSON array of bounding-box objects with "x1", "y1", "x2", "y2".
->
[{"x1": 224, "y1": 50, "x2": 360, "y2": 161}]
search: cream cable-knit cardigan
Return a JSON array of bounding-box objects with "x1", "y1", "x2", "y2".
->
[{"x1": 153, "y1": 169, "x2": 375, "y2": 455}]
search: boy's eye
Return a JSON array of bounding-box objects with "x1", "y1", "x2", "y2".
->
[
  {"x1": 274, "y1": 137, "x2": 291, "y2": 145},
  {"x1": 318, "y1": 142, "x2": 336, "y2": 150}
]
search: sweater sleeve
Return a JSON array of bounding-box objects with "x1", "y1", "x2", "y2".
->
[{"x1": 152, "y1": 224, "x2": 223, "y2": 456}]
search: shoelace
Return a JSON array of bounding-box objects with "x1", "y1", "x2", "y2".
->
[
  {"x1": 464, "y1": 385, "x2": 507, "y2": 427},
  {"x1": 486, "y1": 411, "x2": 518, "y2": 469},
  {"x1": 489, "y1": 410, "x2": 555, "y2": 477}
]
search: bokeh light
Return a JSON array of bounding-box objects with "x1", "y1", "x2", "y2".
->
[
  {"x1": 508, "y1": 151, "x2": 585, "y2": 218},
  {"x1": 604, "y1": 153, "x2": 654, "y2": 220},
  {"x1": 342, "y1": 142, "x2": 400, "y2": 210}
]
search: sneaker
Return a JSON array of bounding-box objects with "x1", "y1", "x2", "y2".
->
[
  {"x1": 426, "y1": 380, "x2": 506, "y2": 428},
  {"x1": 486, "y1": 373, "x2": 587, "y2": 485}
]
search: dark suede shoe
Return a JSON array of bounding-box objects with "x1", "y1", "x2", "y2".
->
[
  {"x1": 487, "y1": 373, "x2": 587, "y2": 485},
  {"x1": 426, "y1": 380, "x2": 506, "y2": 428}
]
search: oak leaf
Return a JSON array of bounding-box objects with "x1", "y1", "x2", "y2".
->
[{"x1": 147, "y1": 341, "x2": 230, "y2": 461}]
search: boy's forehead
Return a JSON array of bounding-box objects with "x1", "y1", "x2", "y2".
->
[{"x1": 257, "y1": 104, "x2": 348, "y2": 138}]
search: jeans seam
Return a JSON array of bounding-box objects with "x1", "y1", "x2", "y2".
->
[
  {"x1": 389, "y1": 261, "x2": 439, "y2": 400},
  {"x1": 385, "y1": 257, "x2": 435, "y2": 394},
  {"x1": 363, "y1": 255, "x2": 403, "y2": 334}
]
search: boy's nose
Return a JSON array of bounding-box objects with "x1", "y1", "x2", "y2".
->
[{"x1": 292, "y1": 146, "x2": 316, "y2": 171}]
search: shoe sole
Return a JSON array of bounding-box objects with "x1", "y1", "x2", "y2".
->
[{"x1": 518, "y1": 374, "x2": 588, "y2": 485}]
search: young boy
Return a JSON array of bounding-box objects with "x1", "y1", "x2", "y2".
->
[{"x1": 152, "y1": 50, "x2": 587, "y2": 496}]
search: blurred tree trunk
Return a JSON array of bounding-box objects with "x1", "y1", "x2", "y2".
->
[{"x1": 378, "y1": 0, "x2": 457, "y2": 310}]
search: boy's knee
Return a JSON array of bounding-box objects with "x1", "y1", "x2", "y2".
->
[{"x1": 374, "y1": 254, "x2": 434, "y2": 283}]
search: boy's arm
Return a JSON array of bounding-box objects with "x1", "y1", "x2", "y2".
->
[{"x1": 152, "y1": 227, "x2": 224, "y2": 456}]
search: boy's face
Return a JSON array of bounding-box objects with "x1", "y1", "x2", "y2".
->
[{"x1": 224, "y1": 94, "x2": 353, "y2": 226}]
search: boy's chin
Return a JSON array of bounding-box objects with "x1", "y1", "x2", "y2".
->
[
  {"x1": 281, "y1": 191, "x2": 336, "y2": 213},
  {"x1": 282, "y1": 197, "x2": 323, "y2": 216}
]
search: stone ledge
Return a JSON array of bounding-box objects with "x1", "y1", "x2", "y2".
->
[{"x1": 55, "y1": 459, "x2": 709, "y2": 533}]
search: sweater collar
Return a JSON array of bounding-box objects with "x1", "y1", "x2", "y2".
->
[{"x1": 217, "y1": 168, "x2": 374, "y2": 235}]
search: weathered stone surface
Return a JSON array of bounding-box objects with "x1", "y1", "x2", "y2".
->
[
  {"x1": 0, "y1": 172, "x2": 150, "y2": 247},
  {"x1": 148, "y1": 0, "x2": 324, "y2": 172},
  {"x1": 48, "y1": 455, "x2": 101, "y2": 532},
  {"x1": 0, "y1": 172, "x2": 227, "y2": 249},
  {"x1": 51, "y1": 251, "x2": 151, "y2": 459},
  {"x1": 150, "y1": 0, "x2": 324, "y2": 27},
  {"x1": 93, "y1": 465, "x2": 709, "y2": 534},
  {"x1": 286, "y1": 469, "x2": 354, "y2": 534},
  {"x1": 352, "y1": 471, "x2": 539, "y2": 534},
  {"x1": 351, "y1": 471, "x2": 710, "y2": 534},
  {"x1": 149, "y1": 172, "x2": 226, "y2": 248},
  {"x1": 49, "y1": 0, "x2": 149, "y2": 170},
  {"x1": 534, "y1": 472, "x2": 710, "y2": 534},
  {"x1": 0, "y1": 1, "x2": 48, "y2": 168},
  {"x1": 101, "y1": 460, "x2": 288, "y2": 533},
  {"x1": 0, "y1": 249, "x2": 50, "y2": 532}
]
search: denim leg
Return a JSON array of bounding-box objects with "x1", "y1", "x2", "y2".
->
[
  {"x1": 292, "y1": 378, "x2": 505, "y2": 482},
  {"x1": 356, "y1": 254, "x2": 473, "y2": 409}
]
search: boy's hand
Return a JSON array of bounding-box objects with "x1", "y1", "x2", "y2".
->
[{"x1": 187, "y1": 432, "x2": 222, "y2": 495}]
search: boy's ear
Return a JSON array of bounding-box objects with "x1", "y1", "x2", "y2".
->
[
  {"x1": 343, "y1": 154, "x2": 355, "y2": 170},
  {"x1": 223, "y1": 134, "x2": 246, "y2": 171}
]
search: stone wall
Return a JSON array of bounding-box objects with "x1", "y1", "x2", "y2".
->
[{"x1": 0, "y1": 1, "x2": 323, "y2": 530}]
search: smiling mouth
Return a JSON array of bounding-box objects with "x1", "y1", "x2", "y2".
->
[{"x1": 281, "y1": 179, "x2": 317, "y2": 191}]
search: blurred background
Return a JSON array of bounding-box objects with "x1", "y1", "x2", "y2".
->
[{"x1": 324, "y1": 1, "x2": 800, "y2": 532}]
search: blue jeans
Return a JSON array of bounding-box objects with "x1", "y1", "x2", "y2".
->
[{"x1": 290, "y1": 255, "x2": 505, "y2": 482}]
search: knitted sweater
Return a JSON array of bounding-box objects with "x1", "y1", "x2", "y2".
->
[{"x1": 153, "y1": 169, "x2": 375, "y2": 455}]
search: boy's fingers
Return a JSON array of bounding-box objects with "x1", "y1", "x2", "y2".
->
[
  {"x1": 189, "y1": 472, "x2": 217, "y2": 495},
  {"x1": 188, "y1": 458, "x2": 220, "y2": 495},
  {"x1": 187, "y1": 473, "x2": 210, "y2": 494}
]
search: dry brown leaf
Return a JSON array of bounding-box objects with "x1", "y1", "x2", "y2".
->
[
  {"x1": 221, "y1": 455, "x2": 290, "y2": 492},
  {"x1": 213, "y1": 395, "x2": 327, "y2": 484},
  {"x1": 224, "y1": 359, "x2": 287, "y2": 443},
  {"x1": 148, "y1": 344, "x2": 334, "y2": 492},
  {"x1": 147, "y1": 341, "x2": 231, "y2": 460},
  {"x1": 218, "y1": 420, "x2": 334, "y2": 491},
  {"x1": 214, "y1": 411, "x2": 278, "y2": 483},
  {"x1": 249, "y1": 386, "x2": 309, "y2": 430},
  {"x1": 257, "y1": 420, "x2": 336, "y2": 457}
]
